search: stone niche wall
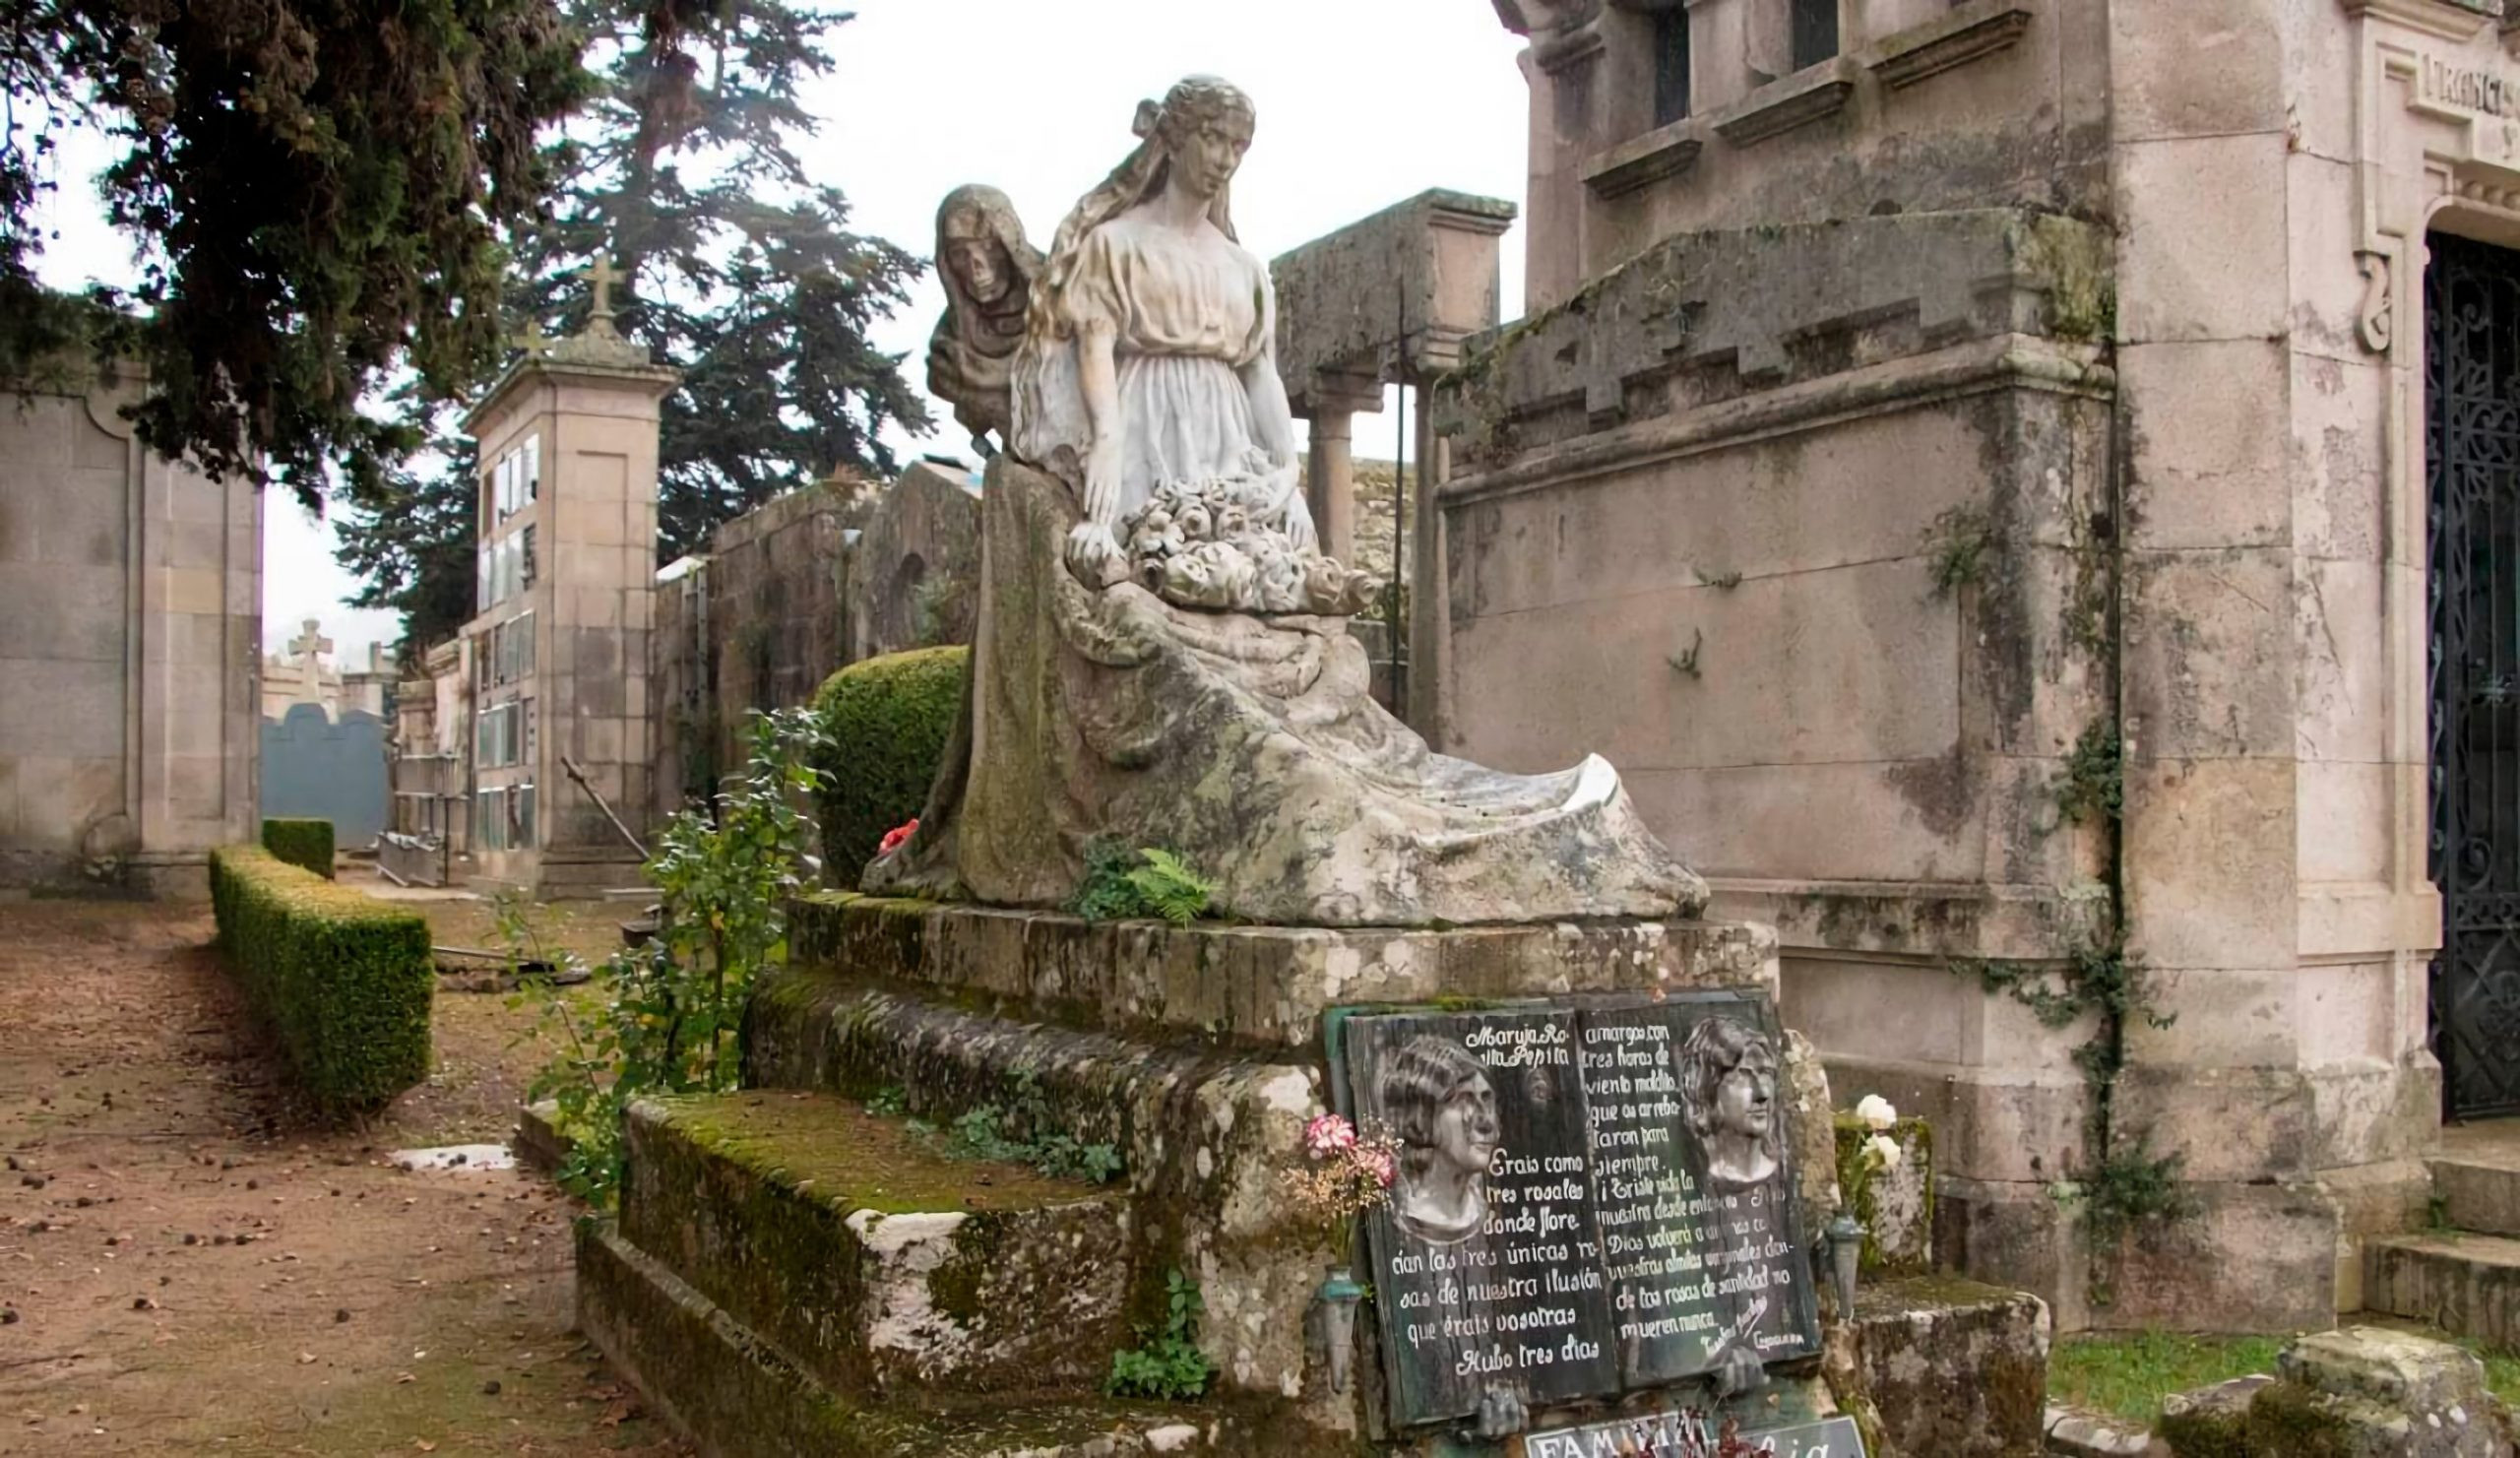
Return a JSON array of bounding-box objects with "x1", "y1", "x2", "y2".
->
[
  {"x1": 702, "y1": 476, "x2": 854, "y2": 780},
  {"x1": 1435, "y1": 208, "x2": 2122, "y2": 1324},
  {"x1": 0, "y1": 366, "x2": 261, "y2": 897}
]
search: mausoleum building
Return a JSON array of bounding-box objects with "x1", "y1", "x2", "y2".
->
[
  {"x1": 1406, "y1": 0, "x2": 2520, "y2": 1330},
  {"x1": 0, "y1": 363, "x2": 262, "y2": 897}
]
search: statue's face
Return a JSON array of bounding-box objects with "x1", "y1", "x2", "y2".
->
[
  {"x1": 1168, "y1": 106, "x2": 1254, "y2": 202},
  {"x1": 1430, "y1": 1069, "x2": 1502, "y2": 1176},
  {"x1": 1711, "y1": 1043, "x2": 1777, "y2": 1141},
  {"x1": 946, "y1": 233, "x2": 1014, "y2": 303}
]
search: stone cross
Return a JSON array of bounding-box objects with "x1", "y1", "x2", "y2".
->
[
  {"x1": 586, "y1": 252, "x2": 622, "y2": 336},
  {"x1": 287, "y1": 618, "x2": 333, "y2": 667},
  {"x1": 287, "y1": 618, "x2": 334, "y2": 705},
  {"x1": 515, "y1": 318, "x2": 552, "y2": 358}
]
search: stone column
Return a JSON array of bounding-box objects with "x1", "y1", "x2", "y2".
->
[{"x1": 1307, "y1": 412, "x2": 1356, "y2": 564}]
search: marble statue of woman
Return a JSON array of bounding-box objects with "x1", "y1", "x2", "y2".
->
[
  {"x1": 925, "y1": 185, "x2": 1040, "y2": 457},
  {"x1": 1012, "y1": 76, "x2": 1315, "y2": 591},
  {"x1": 865, "y1": 77, "x2": 1701, "y2": 927}
]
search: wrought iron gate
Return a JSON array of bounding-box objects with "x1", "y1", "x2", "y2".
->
[{"x1": 2427, "y1": 231, "x2": 2520, "y2": 1119}]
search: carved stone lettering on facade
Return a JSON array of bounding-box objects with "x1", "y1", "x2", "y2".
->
[
  {"x1": 2423, "y1": 54, "x2": 2519, "y2": 118},
  {"x1": 1340, "y1": 993, "x2": 1821, "y2": 1429}
]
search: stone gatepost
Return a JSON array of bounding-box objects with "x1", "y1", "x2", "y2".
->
[
  {"x1": 1274, "y1": 188, "x2": 1517, "y2": 728},
  {"x1": 457, "y1": 262, "x2": 679, "y2": 896}
]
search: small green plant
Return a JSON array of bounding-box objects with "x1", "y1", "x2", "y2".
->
[
  {"x1": 1066, "y1": 841, "x2": 1218, "y2": 926},
  {"x1": 2075, "y1": 1140, "x2": 2197, "y2": 1245},
  {"x1": 2056, "y1": 719, "x2": 2124, "y2": 826},
  {"x1": 1107, "y1": 1269, "x2": 1216, "y2": 1401},
  {"x1": 867, "y1": 1084, "x2": 909, "y2": 1117},
  {"x1": 1667, "y1": 626, "x2": 1705, "y2": 680},
  {"x1": 1922, "y1": 503, "x2": 1995, "y2": 599},
  {"x1": 928, "y1": 1070, "x2": 1124, "y2": 1184},
  {"x1": 1955, "y1": 923, "x2": 2188, "y2": 1280},
  {"x1": 1693, "y1": 566, "x2": 1742, "y2": 591},
  {"x1": 518, "y1": 707, "x2": 832, "y2": 1207}
]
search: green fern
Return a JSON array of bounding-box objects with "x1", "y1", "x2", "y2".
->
[
  {"x1": 1069, "y1": 842, "x2": 1217, "y2": 925},
  {"x1": 1124, "y1": 849, "x2": 1217, "y2": 925}
]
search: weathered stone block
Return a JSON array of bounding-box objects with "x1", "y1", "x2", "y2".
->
[
  {"x1": 786, "y1": 892, "x2": 1776, "y2": 1049},
  {"x1": 577, "y1": 1222, "x2": 1240, "y2": 1457},
  {"x1": 619, "y1": 1093, "x2": 1132, "y2": 1398},
  {"x1": 2233, "y1": 1327, "x2": 2516, "y2": 1458},
  {"x1": 2365, "y1": 1232, "x2": 2520, "y2": 1353},
  {"x1": 1825, "y1": 1274, "x2": 2049, "y2": 1458},
  {"x1": 2096, "y1": 1178, "x2": 2340, "y2": 1332},
  {"x1": 739, "y1": 965, "x2": 1330, "y2": 1401},
  {"x1": 2432, "y1": 1131, "x2": 2520, "y2": 1237},
  {"x1": 2158, "y1": 1374, "x2": 2271, "y2": 1457}
]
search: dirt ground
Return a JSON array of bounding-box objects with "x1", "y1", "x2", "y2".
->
[{"x1": 0, "y1": 890, "x2": 688, "y2": 1456}]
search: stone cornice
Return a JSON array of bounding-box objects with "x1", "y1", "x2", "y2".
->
[
  {"x1": 1438, "y1": 334, "x2": 2113, "y2": 509},
  {"x1": 1870, "y1": 1, "x2": 2036, "y2": 90},
  {"x1": 1711, "y1": 60, "x2": 1858, "y2": 147},
  {"x1": 460, "y1": 352, "x2": 682, "y2": 435},
  {"x1": 2342, "y1": 0, "x2": 2498, "y2": 42}
]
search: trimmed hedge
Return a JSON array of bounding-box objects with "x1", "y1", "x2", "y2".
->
[
  {"x1": 260, "y1": 817, "x2": 335, "y2": 879},
  {"x1": 209, "y1": 846, "x2": 432, "y2": 1114},
  {"x1": 811, "y1": 646, "x2": 967, "y2": 882}
]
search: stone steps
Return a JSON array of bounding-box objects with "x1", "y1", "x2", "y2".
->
[
  {"x1": 611, "y1": 1092, "x2": 1135, "y2": 1400},
  {"x1": 579, "y1": 1221, "x2": 1217, "y2": 1458},
  {"x1": 2362, "y1": 1230, "x2": 2520, "y2": 1350},
  {"x1": 2432, "y1": 1139, "x2": 2520, "y2": 1238}
]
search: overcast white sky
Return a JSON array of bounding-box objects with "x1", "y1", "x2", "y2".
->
[{"x1": 32, "y1": 1, "x2": 1531, "y2": 666}]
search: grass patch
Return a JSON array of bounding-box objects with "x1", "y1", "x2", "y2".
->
[
  {"x1": 2053, "y1": 1324, "x2": 2520, "y2": 1426},
  {"x1": 2049, "y1": 1331, "x2": 2285, "y2": 1425}
]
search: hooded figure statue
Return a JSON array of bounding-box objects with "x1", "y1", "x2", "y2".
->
[{"x1": 925, "y1": 184, "x2": 1041, "y2": 457}]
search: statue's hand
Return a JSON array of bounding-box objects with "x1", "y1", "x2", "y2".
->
[
  {"x1": 1082, "y1": 438, "x2": 1124, "y2": 528},
  {"x1": 1065, "y1": 522, "x2": 1128, "y2": 590},
  {"x1": 1710, "y1": 1344, "x2": 1767, "y2": 1402}
]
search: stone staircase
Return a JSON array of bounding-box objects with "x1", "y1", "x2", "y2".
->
[
  {"x1": 578, "y1": 890, "x2": 1801, "y2": 1456},
  {"x1": 2362, "y1": 1120, "x2": 2520, "y2": 1351}
]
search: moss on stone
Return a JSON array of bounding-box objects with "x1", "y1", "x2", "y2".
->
[
  {"x1": 2157, "y1": 1403, "x2": 2252, "y2": 1458},
  {"x1": 2240, "y1": 1383, "x2": 2362, "y2": 1458},
  {"x1": 645, "y1": 1092, "x2": 1097, "y2": 1217},
  {"x1": 928, "y1": 1211, "x2": 1010, "y2": 1325}
]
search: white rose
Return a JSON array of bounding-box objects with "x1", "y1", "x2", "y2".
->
[
  {"x1": 1865, "y1": 1133, "x2": 1904, "y2": 1173},
  {"x1": 1855, "y1": 1094, "x2": 1898, "y2": 1132}
]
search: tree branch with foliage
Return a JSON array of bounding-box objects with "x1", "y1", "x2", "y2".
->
[
  {"x1": 337, "y1": 0, "x2": 928, "y2": 656},
  {"x1": 1, "y1": 0, "x2": 585, "y2": 502}
]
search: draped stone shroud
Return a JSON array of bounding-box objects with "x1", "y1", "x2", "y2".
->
[{"x1": 865, "y1": 457, "x2": 1703, "y2": 927}]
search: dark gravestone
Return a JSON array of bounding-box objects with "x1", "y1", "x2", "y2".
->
[
  {"x1": 1341, "y1": 992, "x2": 1821, "y2": 1431},
  {"x1": 1344, "y1": 1008, "x2": 1618, "y2": 1426},
  {"x1": 1588, "y1": 996, "x2": 1820, "y2": 1386}
]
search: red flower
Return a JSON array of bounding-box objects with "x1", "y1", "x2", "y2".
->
[{"x1": 878, "y1": 817, "x2": 919, "y2": 856}]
